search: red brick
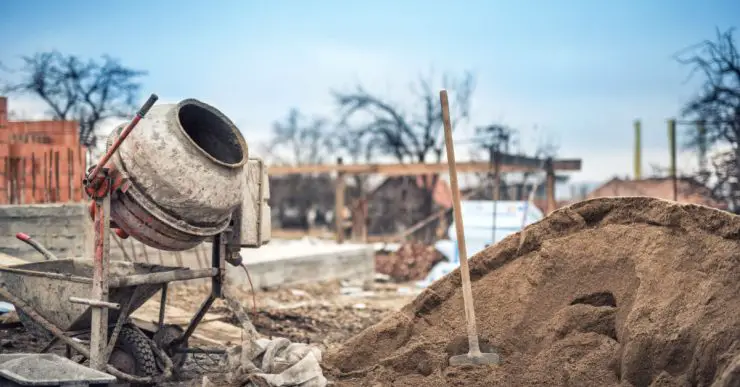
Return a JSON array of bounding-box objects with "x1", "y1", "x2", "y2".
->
[{"x1": 0, "y1": 96, "x2": 86, "y2": 204}]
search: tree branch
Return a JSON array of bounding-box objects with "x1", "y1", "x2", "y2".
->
[{"x1": 0, "y1": 51, "x2": 146, "y2": 147}]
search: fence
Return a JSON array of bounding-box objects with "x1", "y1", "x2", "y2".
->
[{"x1": 0, "y1": 148, "x2": 86, "y2": 205}]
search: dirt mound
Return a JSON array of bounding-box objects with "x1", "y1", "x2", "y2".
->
[{"x1": 324, "y1": 197, "x2": 740, "y2": 386}]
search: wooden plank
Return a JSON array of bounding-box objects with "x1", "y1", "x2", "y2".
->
[
  {"x1": 267, "y1": 158, "x2": 582, "y2": 176},
  {"x1": 130, "y1": 300, "x2": 244, "y2": 345},
  {"x1": 239, "y1": 158, "x2": 270, "y2": 247},
  {"x1": 335, "y1": 159, "x2": 346, "y2": 244}
]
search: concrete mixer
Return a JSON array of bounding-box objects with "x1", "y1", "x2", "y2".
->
[{"x1": 0, "y1": 94, "x2": 272, "y2": 385}]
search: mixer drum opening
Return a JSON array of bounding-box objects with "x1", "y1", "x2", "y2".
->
[
  {"x1": 107, "y1": 99, "x2": 248, "y2": 252},
  {"x1": 177, "y1": 101, "x2": 245, "y2": 167}
]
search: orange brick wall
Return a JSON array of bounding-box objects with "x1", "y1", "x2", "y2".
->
[{"x1": 0, "y1": 96, "x2": 87, "y2": 204}]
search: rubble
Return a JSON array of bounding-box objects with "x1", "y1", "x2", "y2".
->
[
  {"x1": 206, "y1": 337, "x2": 327, "y2": 387},
  {"x1": 325, "y1": 197, "x2": 740, "y2": 386},
  {"x1": 374, "y1": 242, "x2": 444, "y2": 281}
]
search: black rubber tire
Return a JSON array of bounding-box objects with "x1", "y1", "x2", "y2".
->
[
  {"x1": 114, "y1": 326, "x2": 158, "y2": 384},
  {"x1": 152, "y1": 324, "x2": 187, "y2": 373}
]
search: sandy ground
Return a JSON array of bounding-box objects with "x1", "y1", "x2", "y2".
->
[
  {"x1": 0, "y1": 277, "x2": 418, "y2": 385},
  {"x1": 325, "y1": 197, "x2": 740, "y2": 387},
  {"x1": 163, "y1": 278, "x2": 417, "y2": 349}
]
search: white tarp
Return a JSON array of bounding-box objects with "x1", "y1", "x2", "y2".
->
[{"x1": 417, "y1": 200, "x2": 544, "y2": 288}]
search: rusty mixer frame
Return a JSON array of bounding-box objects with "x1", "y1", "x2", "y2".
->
[{"x1": 0, "y1": 94, "x2": 268, "y2": 384}]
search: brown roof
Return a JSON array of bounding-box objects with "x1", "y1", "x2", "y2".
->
[
  {"x1": 532, "y1": 199, "x2": 572, "y2": 214},
  {"x1": 371, "y1": 174, "x2": 453, "y2": 209},
  {"x1": 416, "y1": 174, "x2": 453, "y2": 209},
  {"x1": 587, "y1": 177, "x2": 726, "y2": 209}
]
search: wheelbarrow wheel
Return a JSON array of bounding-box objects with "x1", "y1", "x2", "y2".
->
[
  {"x1": 153, "y1": 324, "x2": 188, "y2": 373},
  {"x1": 109, "y1": 326, "x2": 157, "y2": 385}
]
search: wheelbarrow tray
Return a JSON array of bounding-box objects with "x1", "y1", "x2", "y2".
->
[{"x1": 0, "y1": 259, "x2": 186, "y2": 333}]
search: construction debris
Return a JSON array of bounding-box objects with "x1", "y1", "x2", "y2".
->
[
  {"x1": 202, "y1": 291, "x2": 328, "y2": 387},
  {"x1": 374, "y1": 242, "x2": 443, "y2": 281},
  {"x1": 324, "y1": 197, "x2": 740, "y2": 386},
  {"x1": 205, "y1": 337, "x2": 327, "y2": 387}
]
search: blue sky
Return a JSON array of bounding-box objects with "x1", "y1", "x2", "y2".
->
[{"x1": 1, "y1": 0, "x2": 738, "y2": 183}]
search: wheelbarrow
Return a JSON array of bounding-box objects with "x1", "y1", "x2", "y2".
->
[
  {"x1": 0, "y1": 94, "x2": 270, "y2": 385},
  {"x1": 0, "y1": 256, "x2": 222, "y2": 385}
]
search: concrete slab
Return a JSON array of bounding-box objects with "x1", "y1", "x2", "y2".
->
[
  {"x1": 0, "y1": 353, "x2": 116, "y2": 386},
  {"x1": 229, "y1": 238, "x2": 376, "y2": 290}
]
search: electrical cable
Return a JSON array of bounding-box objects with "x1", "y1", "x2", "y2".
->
[{"x1": 240, "y1": 264, "x2": 258, "y2": 316}]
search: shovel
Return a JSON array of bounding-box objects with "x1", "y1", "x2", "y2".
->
[{"x1": 439, "y1": 89, "x2": 502, "y2": 366}]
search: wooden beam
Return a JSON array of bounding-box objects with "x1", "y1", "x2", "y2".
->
[
  {"x1": 334, "y1": 158, "x2": 346, "y2": 244},
  {"x1": 267, "y1": 158, "x2": 581, "y2": 176}
]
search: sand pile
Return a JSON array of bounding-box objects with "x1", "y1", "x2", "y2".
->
[{"x1": 325, "y1": 197, "x2": 740, "y2": 386}]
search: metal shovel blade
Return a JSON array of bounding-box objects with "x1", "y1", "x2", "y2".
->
[{"x1": 449, "y1": 351, "x2": 502, "y2": 366}]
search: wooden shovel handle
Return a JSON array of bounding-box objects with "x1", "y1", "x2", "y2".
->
[{"x1": 440, "y1": 89, "x2": 482, "y2": 356}]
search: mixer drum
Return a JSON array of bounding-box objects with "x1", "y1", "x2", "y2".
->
[{"x1": 106, "y1": 98, "x2": 248, "y2": 251}]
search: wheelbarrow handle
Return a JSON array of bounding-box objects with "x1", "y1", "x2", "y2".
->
[{"x1": 15, "y1": 232, "x2": 59, "y2": 261}]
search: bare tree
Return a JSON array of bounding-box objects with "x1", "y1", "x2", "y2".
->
[
  {"x1": 675, "y1": 27, "x2": 740, "y2": 211},
  {"x1": 333, "y1": 71, "x2": 475, "y2": 240},
  {"x1": 467, "y1": 125, "x2": 561, "y2": 201},
  {"x1": 265, "y1": 108, "x2": 335, "y2": 230},
  {"x1": 266, "y1": 108, "x2": 333, "y2": 165},
  {"x1": 334, "y1": 71, "x2": 474, "y2": 164},
  {"x1": 331, "y1": 124, "x2": 384, "y2": 194},
  {"x1": 1, "y1": 51, "x2": 146, "y2": 147}
]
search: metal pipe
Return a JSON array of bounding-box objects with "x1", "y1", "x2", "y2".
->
[
  {"x1": 0, "y1": 286, "x2": 159, "y2": 384},
  {"x1": 101, "y1": 287, "x2": 140, "y2": 365},
  {"x1": 68, "y1": 297, "x2": 120, "y2": 310},
  {"x1": 0, "y1": 266, "x2": 92, "y2": 284},
  {"x1": 175, "y1": 294, "x2": 216, "y2": 347},
  {"x1": 634, "y1": 120, "x2": 642, "y2": 180},
  {"x1": 85, "y1": 94, "x2": 158, "y2": 184},
  {"x1": 212, "y1": 234, "x2": 223, "y2": 298},
  {"x1": 109, "y1": 268, "x2": 217, "y2": 288},
  {"x1": 159, "y1": 284, "x2": 168, "y2": 329},
  {"x1": 668, "y1": 119, "x2": 677, "y2": 201},
  {"x1": 15, "y1": 233, "x2": 59, "y2": 261},
  {"x1": 89, "y1": 190, "x2": 111, "y2": 371}
]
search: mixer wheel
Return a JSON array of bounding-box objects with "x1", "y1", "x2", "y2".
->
[
  {"x1": 153, "y1": 324, "x2": 188, "y2": 373},
  {"x1": 110, "y1": 326, "x2": 157, "y2": 384}
]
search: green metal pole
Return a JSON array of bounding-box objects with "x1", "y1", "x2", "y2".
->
[
  {"x1": 668, "y1": 119, "x2": 677, "y2": 201},
  {"x1": 697, "y1": 120, "x2": 707, "y2": 174},
  {"x1": 634, "y1": 120, "x2": 642, "y2": 180}
]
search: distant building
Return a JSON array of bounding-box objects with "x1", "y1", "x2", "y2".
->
[
  {"x1": 586, "y1": 177, "x2": 727, "y2": 210},
  {"x1": 463, "y1": 177, "x2": 570, "y2": 214},
  {"x1": 368, "y1": 174, "x2": 452, "y2": 239},
  {"x1": 0, "y1": 96, "x2": 87, "y2": 204}
]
